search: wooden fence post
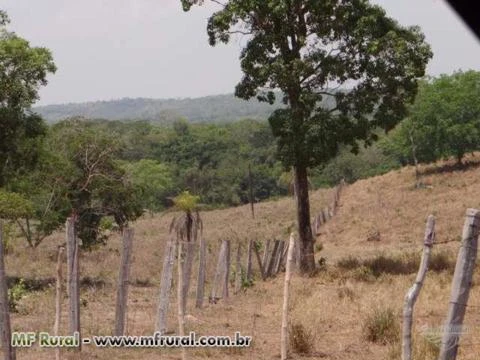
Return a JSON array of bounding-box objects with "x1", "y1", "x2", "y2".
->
[
  {"x1": 211, "y1": 240, "x2": 225, "y2": 301},
  {"x1": 246, "y1": 240, "x2": 253, "y2": 282},
  {"x1": 266, "y1": 240, "x2": 280, "y2": 277},
  {"x1": 54, "y1": 246, "x2": 64, "y2": 360},
  {"x1": 156, "y1": 239, "x2": 176, "y2": 334},
  {"x1": 402, "y1": 215, "x2": 435, "y2": 360},
  {"x1": 66, "y1": 217, "x2": 80, "y2": 350},
  {"x1": 0, "y1": 222, "x2": 15, "y2": 360},
  {"x1": 281, "y1": 233, "x2": 295, "y2": 360},
  {"x1": 182, "y1": 240, "x2": 196, "y2": 313},
  {"x1": 195, "y1": 237, "x2": 206, "y2": 308},
  {"x1": 439, "y1": 208, "x2": 480, "y2": 360},
  {"x1": 223, "y1": 240, "x2": 231, "y2": 299},
  {"x1": 253, "y1": 243, "x2": 266, "y2": 281},
  {"x1": 234, "y1": 243, "x2": 242, "y2": 294},
  {"x1": 274, "y1": 241, "x2": 285, "y2": 275},
  {"x1": 115, "y1": 228, "x2": 134, "y2": 336},
  {"x1": 262, "y1": 240, "x2": 272, "y2": 275},
  {"x1": 176, "y1": 240, "x2": 186, "y2": 360}
]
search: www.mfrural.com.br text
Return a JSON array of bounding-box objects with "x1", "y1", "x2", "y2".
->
[{"x1": 12, "y1": 331, "x2": 252, "y2": 348}]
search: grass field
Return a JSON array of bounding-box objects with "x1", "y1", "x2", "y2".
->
[{"x1": 4, "y1": 155, "x2": 480, "y2": 359}]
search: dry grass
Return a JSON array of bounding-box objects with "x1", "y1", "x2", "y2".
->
[{"x1": 3, "y1": 154, "x2": 480, "y2": 359}]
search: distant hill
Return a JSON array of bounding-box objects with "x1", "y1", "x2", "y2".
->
[{"x1": 33, "y1": 94, "x2": 287, "y2": 123}]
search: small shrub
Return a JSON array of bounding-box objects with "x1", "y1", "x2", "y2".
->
[
  {"x1": 429, "y1": 251, "x2": 454, "y2": 273},
  {"x1": 415, "y1": 328, "x2": 441, "y2": 360},
  {"x1": 337, "y1": 286, "x2": 356, "y2": 301},
  {"x1": 337, "y1": 256, "x2": 361, "y2": 270},
  {"x1": 353, "y1": 266, "x2": 375, "y2": 282},
  {"x1": 314, "y1": 242, "x2": 323, "y2": 252},
  {"x1": 8, "y1": 279, "x2": 28, "y2": 312},
  {"x1": 363, "y1": 307, "x2": 400, "y2": 344},
  {"x1": 289, "y1": 322, "x2": 314, "y2": 355}
]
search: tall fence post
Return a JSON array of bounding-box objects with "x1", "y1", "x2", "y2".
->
[
  {"x1": 439, "y1": 208, "x2": 480, "y2": 360},
  {"x1": 0, "y1": 222, "x2": 15, "y2": 360},
  {"x1": 402, "y1": 215, "x2": 435, "y2": 360},
  {"x1": 182, "y1": 240, "x2": 196, "y2": 314},
  {"x1": 195, "y1": 237, "x2": 207, "y2": 308},
  {"x1": 223, "y1": 240, "x2": 231, "y2": 299},
  {"x1": 210, "y1": 240, "x2": 227, "y2": 302},
  {"x1": 115, "y1": 228, "x2": 134, "y2": 336},
  {"x1": 156, "y1": 238, "x2": 176, "y2": 334},
  {"x1": 66, "y1": 217, "x2": 81, "y2": 351},
  {"x1": 234, "y1": 243, "x2": 242, "y2": 295},
  {"x1": 281, "y1": 233, "x2": 295, "y2": 360},
  {"x1": 54, "y1": 246, "x2": 64, "y2": 360},
  {"x1": 246, "y1": 240, "x2": 253, "y2": 282}
]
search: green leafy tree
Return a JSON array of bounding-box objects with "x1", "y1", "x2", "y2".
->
[
  {"x1": 384, "y1": 71, "x2": 480, "y2": 165},
  {"x1": 44, "y1": 118, "x2": 144, "y2": 248},
  {"x1": 0, "y1": 10, "x2": 56, "y2": 186},
  {"x1": 182, "y1": 0, "x2": 432, "y2": 272},
  {"x1": 122, "y1": 159, "x2": 173, "y2": 212}
]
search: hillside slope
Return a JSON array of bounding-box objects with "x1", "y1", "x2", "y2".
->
[
  {"x1": 6, "y1": 155, "x2": 480, "y2": 359},
  {"x1": 33, "y1": 94, "x2": 286, "y2": 123}
]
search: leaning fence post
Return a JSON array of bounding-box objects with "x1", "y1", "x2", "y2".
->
[
  {"x1": 402, "y1": 215, "x2": 435, "y2": 360},
  {"x1": 281, "y1": 233, "x2": 295, "y2": 360},
  {"x1": 439, "y1": 208, "x2": 480, "y2": 360},
  {"x1": 115, "y1": 228, "x2": 134, "y2": 336},
  {"x1": 253, "y1": 243, "x2": 266, "y2": 281},
  {"x1": 66, "y1": 217, "x2": 81, "y2": 351},
  {"x1": 0, "y1": 222, "x2": 15, "y2": 360}
]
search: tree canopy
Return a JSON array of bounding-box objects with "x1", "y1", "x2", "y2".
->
[
  {"x1": 384, "y1": 70, "x2": 480, "y2": 165},
  {"x1": 0, "y1": 10, "x2": 56, "y2": 186}
]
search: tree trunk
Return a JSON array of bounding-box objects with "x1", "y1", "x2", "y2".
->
[{"x1": 293, "y1": 165, "x2": 315, "y2": 273}]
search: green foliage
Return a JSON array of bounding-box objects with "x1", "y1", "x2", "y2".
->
[
  {"x1": 35, "y1": 118, "x2": 144, "y2": 248},
  {"x1": 122, "y1": 159, "x2": 173, "y2": 212},
  {"x1": 0, "y1": 190, "x2": 33, "y2": 219},
  {"x1": 383, "y1": 70, "x2": 480, "y2": 164},
  {"x1": 311, "y1": 142, "x2": 401, "y2": 187},
  {"x1": 0, "y1": 12, "x2": 56, "y2": 186},
  {"x1": 191, "y1": 0, "x2": 432, "y2": 170},
  {"x1": 173, "y1": 191, "x2": 200, "y2": 212},
  {"x1": 8, "y1": 278, "x2": 27, "y2": 312}
]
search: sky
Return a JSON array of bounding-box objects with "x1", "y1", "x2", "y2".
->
[{"x1": 1, "y1": 0, "x2": 479, "y2": 106}]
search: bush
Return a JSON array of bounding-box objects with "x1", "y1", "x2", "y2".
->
[
  {"x1": 289, "y1": 322, "x2": 314, "y2": 355},
  {"x1": 363, "y1": 307, "x2": 400, "y2": 344},
  {"x1": 338, "y1": 251, "x2": 454, "y2": 281},
  {"x1": 8, "y1": 279, "x2": 27, "y2": 312}
]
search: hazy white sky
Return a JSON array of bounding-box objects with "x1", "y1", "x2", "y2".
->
[{"x1": 1, "y1": 0, "x2": 479, "y2": 105}]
